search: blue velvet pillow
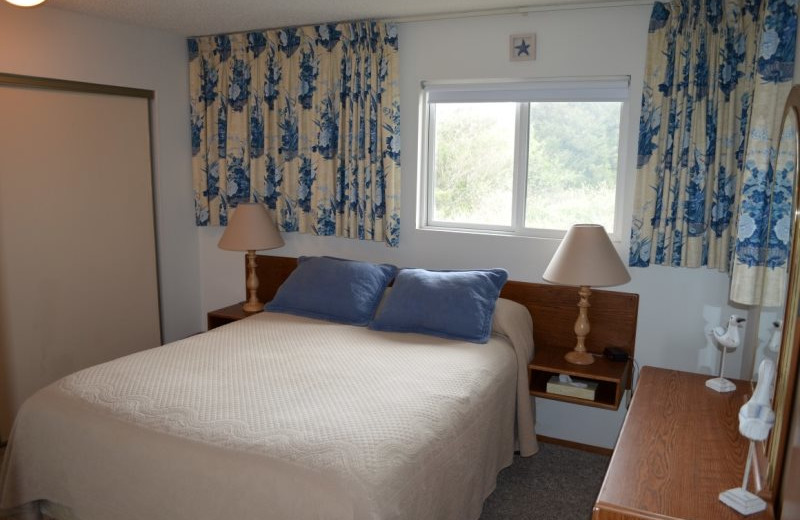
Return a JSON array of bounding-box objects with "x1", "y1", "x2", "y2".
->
[
  {"x1": 265, "y1": 256, "x2": 397, "y2": 325},
  {"x1": 369, "y1": 268, "x2": 509, "y2": 343}
]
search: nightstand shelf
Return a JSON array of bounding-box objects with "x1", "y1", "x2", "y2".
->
[
  {"x1": 528, "y1": 346, "x2": 631, "y2": 410},
  {"x1": 207, "y1": 303, "x2": 259, "y2": 330}
]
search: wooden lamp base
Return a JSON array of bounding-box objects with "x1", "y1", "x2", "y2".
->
[
  {"x1": 242, "y1": 301, "x2": 263, "y2": 312},
  {"x1": 565, "y1": 350, "x2": 595, "y2": 365},
  {"x1": 565, "y1": 285, "x2": 595, "y2": 365},
  {"x1": 242, "y1": 250, "x2": 264, "y2": 313}
]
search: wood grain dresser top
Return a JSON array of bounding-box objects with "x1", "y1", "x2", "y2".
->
[{"x1": 594, "y1": 366, "x2": 773, "y2": 520}]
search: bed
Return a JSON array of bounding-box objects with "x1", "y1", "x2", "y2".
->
[{"x1": 0, "y1": 255, "x2": 638, "y2": 520}]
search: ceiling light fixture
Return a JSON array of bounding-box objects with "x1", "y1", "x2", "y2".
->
[{"x1": 5, "y1": 0, "x2": 47, "y2": 6}]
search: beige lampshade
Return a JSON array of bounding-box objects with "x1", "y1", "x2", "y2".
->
[
  {"x1": 543, "y1": 224, "x2": 630, "y2": 287},
  {"x1": 218, "y1": 203, "x2": 285, "y2": 251}
]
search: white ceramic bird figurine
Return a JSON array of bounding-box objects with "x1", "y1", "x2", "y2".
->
[
  {"x1": 738, "y1": 358, "x2": 776, "y2": 441},
  {"x1": 706, "y1": 315, "x2": 746, "y2": 393},
  {"x1": 713, "y1": 315, "x2": 746, "y2": 350},
  {"x1": 720, "y1": 358, "x2": 777, "y2": 515}
]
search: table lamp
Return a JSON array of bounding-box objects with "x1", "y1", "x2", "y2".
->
[
  {"x1": 218, "y1": 203, "x2": 285, "y2": 312},
  {"x1": 543, "y1": 224, "x2": 630, "y2": 365}
]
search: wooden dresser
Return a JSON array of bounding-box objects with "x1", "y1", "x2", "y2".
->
[{"x1": 593, "y1": 366, "x2": 773, "y2": 520}]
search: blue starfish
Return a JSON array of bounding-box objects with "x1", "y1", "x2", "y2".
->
[{"x1": 515, "y1": 39, "x2": 531, "y2": 57}]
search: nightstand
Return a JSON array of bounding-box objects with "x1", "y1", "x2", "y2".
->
[
  {"x1": 207, "y1": 303, "x2": 259, "y2": 330},
  {"x1": 528, "y1": 345, "x2": 631, "y2": 410}
]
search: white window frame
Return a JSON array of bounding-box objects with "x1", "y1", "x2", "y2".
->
[{"x1": 418, "y1": 77, "x2": 630, "y2": 241}]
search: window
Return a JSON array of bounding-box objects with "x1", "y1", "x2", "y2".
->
[{"x1": 420, "y1": 78, "x2": 629, "y2": 239}]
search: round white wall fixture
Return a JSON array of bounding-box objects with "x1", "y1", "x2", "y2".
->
[{"x1": 5, "y1": 0, "x2": 47, "y2": 6}]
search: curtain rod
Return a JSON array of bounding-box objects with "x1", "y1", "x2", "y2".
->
[
  {"x1": 388, "y1": 0, "x2": 654, "y2": 24},
  {"x1": 191, "y1": 0, "x2": 653, "y2": 38}
]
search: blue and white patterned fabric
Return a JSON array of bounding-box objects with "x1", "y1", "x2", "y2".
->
[
  {"x1": 188, "y1": 22, "x2": 401, "y2": 246},
  {"x1": 731, "y1": 109, "x2": 797, "y2": 305},
  {"x1": 629, "y1": 0, "x2": 796, "y2": 304}
]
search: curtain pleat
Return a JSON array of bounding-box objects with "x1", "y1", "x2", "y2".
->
[{"x1": 189, "y1": 22, "x2": 401, "y2": 246}]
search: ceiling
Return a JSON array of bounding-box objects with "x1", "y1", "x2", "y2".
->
[{"x1": 42, "y1": 0, "x2": 621, "y2": 37}]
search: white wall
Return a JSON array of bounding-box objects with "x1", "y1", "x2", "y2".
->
[
  {"x1": 0, "y1": 3, "x2": 201, "y2": 344},
  {"x1": 198, "y1": 4, "x2": 749, "y2": 448}
]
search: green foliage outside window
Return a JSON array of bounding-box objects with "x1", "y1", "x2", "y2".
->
[
  {"x1": 431, "y1": 100, "x2": 621, "y2": 232},
  {"x1": 433, "y1": 103, "x2": 515, "y2": 226},
  {"x1": 526, "y1": 102, "x2": 620, "y2": 231}
]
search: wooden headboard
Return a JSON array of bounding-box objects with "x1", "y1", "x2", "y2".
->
[{"x1": 253, "y1": 255, "x2": 639, "y2": 357}]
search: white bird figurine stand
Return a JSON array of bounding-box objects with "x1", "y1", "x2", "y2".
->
[
  {"x1": 767, "y1": 320, "x2": 783, "y2": 354},
  {"x1": 719, "y1": 358, "x2": 776, "y2": 515},
  {"x1": 706, "y1": 315, "x2": 746, "y2": 393}
]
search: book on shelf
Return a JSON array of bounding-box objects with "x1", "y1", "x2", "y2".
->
[{"x1": 546, "y1": 375, "x2": 598, "y2": 400}]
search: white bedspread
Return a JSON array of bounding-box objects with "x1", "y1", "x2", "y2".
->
[{"x1": 0, "y1": 300, "x2": 536, "y2": 520}]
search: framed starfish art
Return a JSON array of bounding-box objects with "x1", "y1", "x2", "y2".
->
[{"x1": 510, "y1": 33, "x2": 535, "y2": 62}]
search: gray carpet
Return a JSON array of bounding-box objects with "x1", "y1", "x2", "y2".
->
[{"x1": 480, "y1": 442, "x2": 611, "y2": 520}]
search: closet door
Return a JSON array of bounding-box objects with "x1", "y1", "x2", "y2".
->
[{"x1": 0, "y1": 78, "x2": 161, "y2": 437}]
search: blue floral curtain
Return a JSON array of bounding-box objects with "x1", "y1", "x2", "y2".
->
[
  {"x1": 731, "y1": 52, "x2": 797, "y2": 305},
  {"x1": 629, "y1": 0, "x2": 797, "y2": 304},
  {"x1": 188, "y1": 22, "x2": 401, "y2": 246}
]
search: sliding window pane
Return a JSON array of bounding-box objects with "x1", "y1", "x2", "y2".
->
[
  {"x1": 525, "y1": 101, "x2": 622, "y2": 232},
  {"x1": 432, "y1": 102, "x2": 516, "y2": 226}
]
